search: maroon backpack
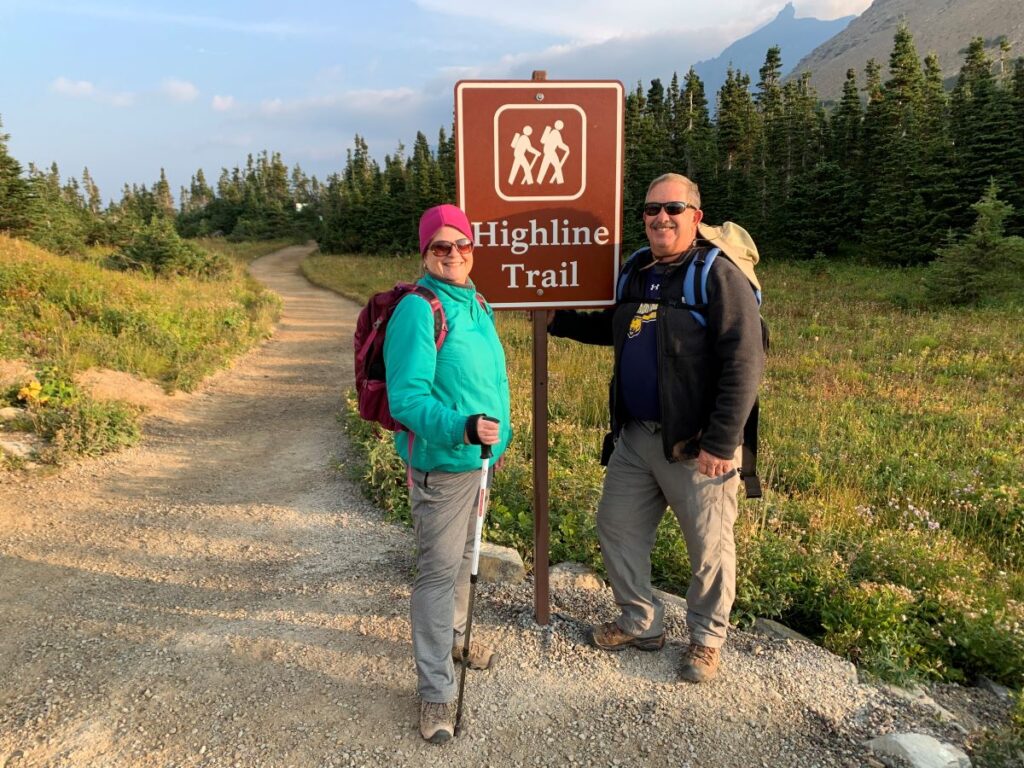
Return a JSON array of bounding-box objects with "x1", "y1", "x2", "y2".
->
[{"x1": 354, "y1": 283, "x2": 447, "y2": 432}]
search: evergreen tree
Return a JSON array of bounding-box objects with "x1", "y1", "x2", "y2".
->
[
  {"x1": 80, "y1": 167, "x2": 103, "y2": 215},
  {"x1": 0, "y1": 115, "x2": 31, "y2": 235},
  {"x1": 926, "y1": 180, "x2": 1024, "y2": 305},
  {"x1": 678, "y1": 68, "x2": 716, "y2": 195},
  {"x1": 951, "y1": 39, "x2": 1020, "y2": 230},
  {"x1": 782, "y1": 161, "x2": 850, "y2": 257},
  {"x1": 917, "y1": 52, "x2": 959, "y2": 239},
  {"x1": 153, "y1": 168, "x2": 175, "y2": 218},
  {"x1": 23, "y1": 162, "x2": 88, "y2": 253},
  {"x1": 831, "y1": 69, "x2": 862, "y2": 167},
  {"x1": 622, "y1": 82, "x2": 649, "y2": 250},
  {"x1": 861, "y1": 25, "x2": 934, "y2": 264},
  {"x1": 1009, "y1": 57, "x2": 1024, "y2": 233},
  {"x1": 436, "y1": 126, "x2": 456, "y2": 201},
  {"x1": 714, "y1": 67, "x2": 758, "y2": 225},
  {"x1": 753, "y1": 47, "x2": 785, "y2": 238}
]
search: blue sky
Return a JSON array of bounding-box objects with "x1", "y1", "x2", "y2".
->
[{"x1": 1, "y1": 0, "x2": 870, "y2": 204}]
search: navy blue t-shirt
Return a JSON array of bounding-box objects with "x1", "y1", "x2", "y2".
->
[{"x1": 619, "y1": 266, "x2": 665, "y2": 422}]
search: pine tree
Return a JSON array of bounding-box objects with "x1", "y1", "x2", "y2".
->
[
  {"x1": 917, "y1": 52, "x2": 959, "y2": 239},
  {"x1": 926, "y1": 180, "x2": 1024, "y2": 305},
  {"x1": 1009, "y1": 57, "x2": 1024, "y2": 233},
  {"x1": 0, "y1": 116, "x2": 31, "y2": 235},
  {"x1": 715, "y1": 67, "x2": 759, "y2": 225},
  {"x1": 753, "y1": 47, "x2": 785, "y2": 237},
  {"x1": 153, "y1": 168, "x2": 175, "y2": 218},
  {"x1": 679, "y1": 68, "x2": 716, "y2": 190},
  {"x1": 80, "y1": 167, "x2": 103, "y2": 215},
  {"x1": 861, "y1": 25, "x2": 934, "y2": 263},
  {"x1": 951, "y1": 39, "x2": 1020, "y2": 230},
  {"x1": 436, "y1": 126, "x2": 456, "y2": 201},
  {"x1": 622, "y1": 82, "x2": 649, "y2": 251}
]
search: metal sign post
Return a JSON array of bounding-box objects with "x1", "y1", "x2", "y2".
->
[{"x1": 455, "y1": 74, "x2": 623, "y2": 624}]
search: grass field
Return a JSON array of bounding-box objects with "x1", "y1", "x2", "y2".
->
[
  {"x1": 0, "y1": 235, "x2": 284, "y2": 464},
  {"x1": 306, "y1": 251, "x2": 1023, "y2": 690}
]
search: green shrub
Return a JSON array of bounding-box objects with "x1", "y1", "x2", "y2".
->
[
  {"x1": 971, "y1": 690, "x2": 1024, "y2": 767},
  {"x1": 926, "y1": 182, "x2": 1024, "y2": 307},
  {"x1": 16, "y1": 366, "x2": 141, "y2": 463},
  {"x1": 110, "y1": 216, "x2": 229, "y2": 279},
  {"x1": 821, "y1": 581, "x2": 932, "y2": 683}
]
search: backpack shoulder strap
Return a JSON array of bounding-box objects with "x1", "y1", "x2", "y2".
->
[
  {"x1": 616, "y1": 248, "x2": 651, "y2": 301},
  {"x1": 682, "y1": 247, "x2": 720, "y2": 327},
  {"x1": 405, "y1": 284, "x2": 448, "y2": 349},
  {"x1": 741, "y1": 397, "x2": 762, "y2": 499}
]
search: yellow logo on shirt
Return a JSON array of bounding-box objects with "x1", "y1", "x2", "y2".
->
[{"x1": 627, "y1": 303, "x2": 658, "y2": 338}]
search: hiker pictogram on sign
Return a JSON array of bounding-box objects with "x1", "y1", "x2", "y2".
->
[{"x1": 494, "y1": 105, "x2": 585, "y2": 201}]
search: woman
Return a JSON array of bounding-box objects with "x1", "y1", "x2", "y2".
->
[{"x1": 382, "y1": 203, "x2": 512, "y2": 744}]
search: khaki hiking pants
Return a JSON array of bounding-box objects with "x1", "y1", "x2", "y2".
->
[{"x1": 597, "y1": 420, "x2": 740, "y2": 648}]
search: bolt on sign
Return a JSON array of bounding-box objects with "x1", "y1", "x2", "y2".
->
[{"x1": 455, "y1": 81, "x2": 624, "y2": 308}]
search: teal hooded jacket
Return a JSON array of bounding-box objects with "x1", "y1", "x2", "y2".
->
[{"x1": 382, "y1": 272, "x2": 512, "y2": 473}]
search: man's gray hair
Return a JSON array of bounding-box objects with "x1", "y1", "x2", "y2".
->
[{"x1": 646, "y1": 173, "x2": 701, "y2": 209}]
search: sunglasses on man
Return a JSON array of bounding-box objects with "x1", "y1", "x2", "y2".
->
[
  {"x1": 643, "y1": 201, "x2": 698, "y2": 217},
  {"x1": 428, "y1": 239, "x2": 474, "y2": 258}
]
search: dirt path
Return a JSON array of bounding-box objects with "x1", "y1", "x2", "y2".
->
[{"x1": 0, "y1": 246, "x2": 1006, "y2": 768}]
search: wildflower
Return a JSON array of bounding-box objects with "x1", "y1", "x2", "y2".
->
[{"x1": 17, "y1": 379, "x2": 49, "y2": 404}]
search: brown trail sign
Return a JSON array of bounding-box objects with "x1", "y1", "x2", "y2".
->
[
  {"x1": 455, "y1": 78, "x2": 624, "y2": 623},
  {"x1": 455, "y1": 80, "x2": 624, "y2": 308}
]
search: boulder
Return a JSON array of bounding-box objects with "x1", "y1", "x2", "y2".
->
[
  {"x1": 752, "y1": 617, "x2": 814, "y2": 644},
  {"x1": 0, "y1": 434, "x2": 42, "y2": 460},
  {"x1": 880, "y1": 684, "x2": 958, "y2": 723},
  {"x1": 653, "y1": 588, "x2": 688, "y2": 614},
  {"x1": 0, "y1": 406, "x2": 28, "y2": 422},
  {"x1": 865, "y1": 732, "x2": 971, "y2": 768},
  {"x1": 477, "y1": 542, "x2": 525, "y2": 584},
  {"x1": 549, "y1": 562, "x2": 605, "y2": 591}
]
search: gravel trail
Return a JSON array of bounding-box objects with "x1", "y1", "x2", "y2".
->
[{"x1": 0, "y1": 245, "x2": 1007, "y2": 768}]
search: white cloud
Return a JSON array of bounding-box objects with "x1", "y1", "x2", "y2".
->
[
  {"x1": 50, "y1": 76, "x2": 134, "y2": 107},
  {"x1": 793, "y1": 0, "x2": 872, "y2": 19},
  {"x1": 51, "y1": 76, "x2": 95, "y2": 97},
  {"x1": 211, "y1": 95, "x2": 236, "y2": 112},
  {"x1": 162, "y1": 78, "x2": 199, "y2": 102},
  {"x1": 414, "y1": 0, "x2": 780, "y2": 42},
  {"x1": 25, "y1": 2, "x2": 333, "y2": 37},
  {"x1": 255, "y1": 87, "x2": 428, "y2": 121}
]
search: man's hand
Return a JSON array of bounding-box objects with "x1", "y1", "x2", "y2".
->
[{"x1": 697, "y1": 449, "x2": 733, "y2": 478}]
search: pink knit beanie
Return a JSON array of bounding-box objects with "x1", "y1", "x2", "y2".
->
[{"x1": 418, "y1": 204, "x2": 473, "y2": 254}]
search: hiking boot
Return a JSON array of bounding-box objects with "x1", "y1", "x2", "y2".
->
[
  {"x1": 452, "y1": 639, "x2": 497, "y2": 670},
  {"x1": 590, "y1": 621, "x2": 665, "y2": 652},
  {"x1": 679, "y1": 642, "x2": 720, "y2": 683},
  {"x1": 419, "y1": 700, "x2": 456, "y2": 744}
]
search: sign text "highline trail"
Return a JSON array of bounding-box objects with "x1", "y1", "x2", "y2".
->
[{"x1": 472, "y1": 218, "x2": 611, "y2": 257}]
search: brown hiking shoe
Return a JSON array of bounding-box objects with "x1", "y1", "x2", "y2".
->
[
  {"x1": 419, "y1": 700, "x2": 456, "y2": 744},
  {"x1": 452, "y1": 639, "x2": 497, "y2": 670},
  {"x1": 590, "y1": 621, "x2": 665, "y2": 652},
  {"x1": 679, "y1": 642, "x2": 720, "y2": 683}
]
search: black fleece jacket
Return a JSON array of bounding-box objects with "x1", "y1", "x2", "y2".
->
[{"x1": 549, "y1": 244, "x2": 764, "y2": 462}]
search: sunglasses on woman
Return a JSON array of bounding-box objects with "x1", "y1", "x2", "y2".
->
[
  {"x1": 428, "y1": 239, "x2": 474, "y2": 258},
  {"x1": 643, "y1": 201, "x2": 697, "y2": 217}
]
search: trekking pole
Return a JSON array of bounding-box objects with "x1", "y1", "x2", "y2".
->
[{"x1": 454, "y1": 416, "x2": 498, "y2": 737}]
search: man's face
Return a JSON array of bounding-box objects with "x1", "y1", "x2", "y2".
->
[{"x1": 644, "y1": 180, "x2": 703, "y2": 260}]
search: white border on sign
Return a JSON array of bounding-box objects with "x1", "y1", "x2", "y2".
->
[
  {"x1": 493, "y1": 104, "x2": 586, "y2": 202},
  {"x1": 455, "y1": 81, "x2": 624, "y2": 308}
]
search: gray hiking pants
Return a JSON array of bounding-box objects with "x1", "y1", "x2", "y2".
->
[
  {"x1": 598, "y1": 420, "x2": 740, "y2": 648},
  {"x1": 409, "y1": 467, "x2": 487, "y2": 703}
]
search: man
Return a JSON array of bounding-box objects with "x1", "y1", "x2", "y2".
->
[{"x1": 548, "y1": 173, "x2": 764, "y2": 682}]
